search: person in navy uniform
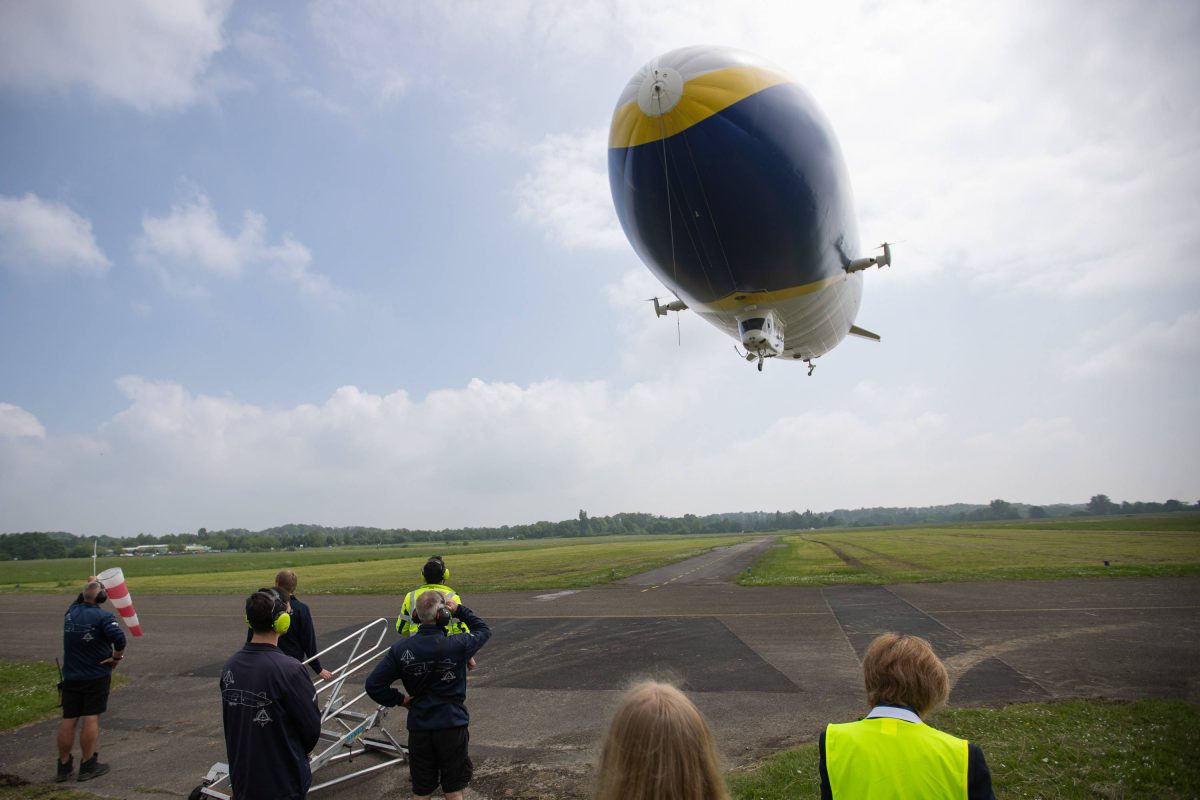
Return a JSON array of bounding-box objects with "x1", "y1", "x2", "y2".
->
[
  {"x1": 366, "y1": 590, "x2": 491, "y2": 800},
  {"x1": 221, "y1": 588, "x2": 322, "y2": 800},
  {"x1": 274, "y1": 569, "x2": 334, "y2": 681},
  {"x1": 56, "y1": 577, "x2": 126, "y2": 782},
  {"x1": 245, "y1": 572, "x2": 334, "y2": 681}
]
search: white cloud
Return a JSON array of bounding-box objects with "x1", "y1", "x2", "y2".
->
[
  {"x1": 473, "y1": 0, "x2": 1200, "y2": 300},
  {"x1": 0, "y1": 0, "x2": 232, "y2": 112},
  {"x1": 134, "y1": 192, "x2": 341, "y2": 301},
  {"x1": 1059, "y1": 310, "x2": 1200, "y2": 380},
  {"x1": 0, "y1": 404, "x2": 45, "y2": 439},
  {"x1": 516, "y1": 128, "x2": 626, "y2": 251},
  {"x1": 2, "y1": 360, "x2": 1196, "y2": 535},
  {"x1": 0, "y1": 193, "x2": 110, "y2": 278},
  {"x1": 797, "y1": 1, "x2": 1200, "y2": 298}
]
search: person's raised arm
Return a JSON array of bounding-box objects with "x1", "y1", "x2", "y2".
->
[{"x1": 449, "y1": 604, "x2": 491, "y2": 658}]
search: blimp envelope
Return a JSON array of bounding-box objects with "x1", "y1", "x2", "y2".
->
[{"x1": 608, "y1": 46, "x2": 861, "y2": 313}]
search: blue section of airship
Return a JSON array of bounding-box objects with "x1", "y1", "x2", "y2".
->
[{"x1": 608, "y1": 81, "x2": 859, "y2": 307}]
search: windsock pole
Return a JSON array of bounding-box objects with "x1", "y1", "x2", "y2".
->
[{"x1": 92, "y1": 539, "x2": 97, "y2": 578}]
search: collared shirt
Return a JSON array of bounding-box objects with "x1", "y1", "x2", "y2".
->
[{"x1": 866, "y1": 704, "x2": 923, "y2": 724}]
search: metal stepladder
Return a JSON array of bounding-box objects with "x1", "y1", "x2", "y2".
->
[{"x1": 191, "y1": 617, "x2": 406, "y2": 799}]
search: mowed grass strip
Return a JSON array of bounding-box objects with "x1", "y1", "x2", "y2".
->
[
  {"x1": 741, "y1": 517, "x2": 1200, "y2": 586},
  {"x1": 2, "y1": 536, "x2": 750, "y2": 594},
  {"x1": 727, "y1": 698, "x2": 1200, "y2": 800},
  {"x1": 0, "y1": 660, "x2": 128, "y2": 732},
  {"x1": 0, "y1": 537, "x2": 591, "y2": 588},
  {"x1": 0, "y1": 660, "x2": 62, "y2": 731}
]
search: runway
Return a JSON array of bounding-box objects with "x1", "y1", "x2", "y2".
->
[{"x1": 0, "y1": 540, "x2": 1197, "y2": 798}]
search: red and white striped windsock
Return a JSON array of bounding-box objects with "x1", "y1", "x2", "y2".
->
[{"x1": 96, "y1": 567, "x2": 143, "y2": 636}]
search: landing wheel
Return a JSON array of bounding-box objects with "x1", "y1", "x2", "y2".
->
[
  {"x1": 757, "y1": 359, "x2": 763, "y2": 372},
  {"x1": 188, "y1": 786, "x2": 206, "y2": 800}
]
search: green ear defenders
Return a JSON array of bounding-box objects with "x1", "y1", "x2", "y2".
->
[{"x1": 245, "y1": 587, "x2": 291, "y2": 634}]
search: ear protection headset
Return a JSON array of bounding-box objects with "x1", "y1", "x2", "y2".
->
[
  {"x1": 92, "y1": 583, "x2": 108, "y2": 605},
  {"x1": 426, "y1": 556, "x2": 449, "y2": 582},
  {"x1": 245, "y1": 588, "x2": 291, "y2": 634},
  {"x1": 418, "y1": 594, "x2": 453, "y2": 627}
]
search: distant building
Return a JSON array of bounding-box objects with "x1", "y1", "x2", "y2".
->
[{"x1": 121, "y1": 544, "x2": 169, "y2": 556}]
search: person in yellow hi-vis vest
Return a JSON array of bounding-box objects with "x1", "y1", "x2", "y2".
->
[
  {"x1": 395, "y1": 556, "x2": 476, "y2": 670},
  {"x1": 819, "y1": 633, "x2": 996, "y2": 799}
]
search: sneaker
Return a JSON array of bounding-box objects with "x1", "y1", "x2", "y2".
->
[
  {"x1": 55, "y1": 755, "x2": 73, "y2": 783},
  {"x1": 76, "y1": 754, "x2": 110, "y2": 782}
]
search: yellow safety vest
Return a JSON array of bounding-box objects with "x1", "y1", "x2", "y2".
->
[
  {"x1": 826, "y1": 716, "x2": 968, "y2": 799},
  {"x1": 395, "y1": 583, "x2": 469, "y2": 636}
]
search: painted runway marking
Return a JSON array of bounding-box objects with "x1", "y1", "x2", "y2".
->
[
  {"x1": 928, "y1": 605, "x2": 1200, "y2": 614},
  {"x1": 940, "y1": 622, "x2": 1143, "y2": 686},
  {"x1": 534, "y1": 590, "x2": 579, "y2": 601}
]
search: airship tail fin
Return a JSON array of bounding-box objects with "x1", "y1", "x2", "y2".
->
[{"x1": 848, "y1": 325, "x2": 881, "y2": 342}]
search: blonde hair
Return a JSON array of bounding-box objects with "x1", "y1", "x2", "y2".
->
[
  {"x1": 861, "y1": 633, "x2": 950, "y2": 717},
  {"x1": 595, "y1": 681, "x2": 728, "y2": 800}
]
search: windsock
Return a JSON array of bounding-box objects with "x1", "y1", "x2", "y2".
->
[{"x1": 96, "y1": 567, "x2": 143, "y2": 636}]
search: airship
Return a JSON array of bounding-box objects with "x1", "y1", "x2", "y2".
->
[{"x1": 608, "y1": 46, "x2": 892, "y2": 373}]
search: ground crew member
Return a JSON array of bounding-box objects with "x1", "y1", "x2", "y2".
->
[
  {"x1": 221, "y1": 588, "x2": 322, "y2": 800},
  {"x1": 395, "y1": 556, "x2": 467, "y2": 636},
  {"x1": 274, "y1": 569, "x2": 334, "y2": 681},
  {"x1": 56, "y1": 577, "x2": 126, "y2": 782},
  {"x1": 367, "y1": 591, "x2": 491, "y2": 800},
  {"x1": 819, "y1": 632, "x2": 996, "y2": 799}
]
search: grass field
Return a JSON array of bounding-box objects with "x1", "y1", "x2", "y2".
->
[
  {"x1": 727, "y1": 698, "x2": 1200, "y2": 799},
  {"x1": 0, "y1": 661, "x2": 122, "y2": 800},
  {"x1": 739, "y1": 514, "x2": 1200, "y2": 586},
  {"x1": 4, "y1": 515, "x2": 1198, "y2": 595},
  {"x1": 0, "y1": 535, "x2": 749, "y2": 594}
]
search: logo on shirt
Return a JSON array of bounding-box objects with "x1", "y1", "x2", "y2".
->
[
  {"x1": 253, "y1": 708, "x2": 273, "y2": 727},
  {"x1": 222, "y1": 689, "x2": 270, "y2": 710},
  {"x1": 399, "y1": 650, "x2": 415, "y2": 664},
  {"x1": 222, "y1": 671, "x2": 235, "y2": 689}
]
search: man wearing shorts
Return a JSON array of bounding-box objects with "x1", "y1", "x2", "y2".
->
[
  {"x1": 367, "y1": 590, "x2": 491, "y2": 800},
  {"x1": 57, "y1": 577, "x2": 126, "y2": 782}
]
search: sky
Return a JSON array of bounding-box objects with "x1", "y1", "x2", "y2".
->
[{"x1": 1, "y1": 1, "x2": 1198, "y2": 537}]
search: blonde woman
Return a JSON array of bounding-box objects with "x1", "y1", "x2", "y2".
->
[
  {"x1": 820, "y1": 633, "x2": 997, "y2": 799},
  {"x1": 596, "y1": 681, "x2": 728, "y2": 800}
]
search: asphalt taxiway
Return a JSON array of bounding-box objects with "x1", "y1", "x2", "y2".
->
[{"x1": 0, "y1": 537, "x2": 1196, "y2": 798}]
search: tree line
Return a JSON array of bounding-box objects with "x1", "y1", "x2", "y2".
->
[{"x1": 2, "y1": 495, "x2": 1196, "y2": 560}]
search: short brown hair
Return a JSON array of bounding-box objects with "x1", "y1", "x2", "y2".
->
[
  {"x1": 861, "y1": 633, "x2": 950, "y2": 716},
  {"x1": 275, "y1": 569, "x2": 298, "y2": 594},
  {"x1": 595, "y1": 681, "x2": 728, "y2": 800}
]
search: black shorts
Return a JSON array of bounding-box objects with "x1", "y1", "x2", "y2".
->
[
  {"x1": 61, "y1": 675, "x2": 111, "y2": 718},
  {"x1": 408, "y1": 726, "x2": 472, "y2": 796}
]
